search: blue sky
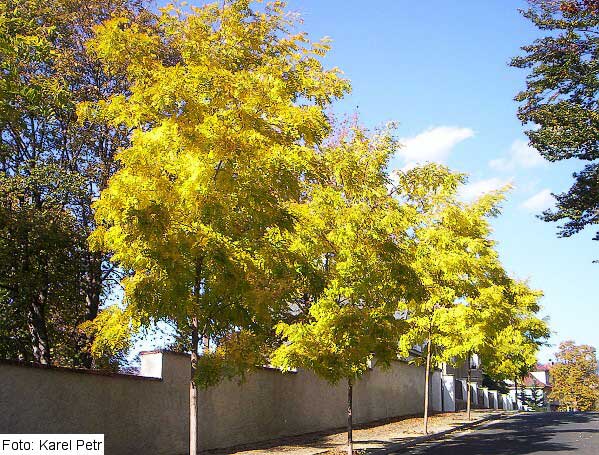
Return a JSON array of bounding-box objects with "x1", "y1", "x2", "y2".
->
[
  {"x1": 279, "y1": 0, "x2": 597, "y2": 362},
  {"x1": 145, "y1": 1, "x2": 598, "y2": 362}
]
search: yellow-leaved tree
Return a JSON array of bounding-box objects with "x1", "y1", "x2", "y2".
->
[
  {"x1": 82, "y1": 1, "x2": 349, "y2": 453},
  {"x1": 550, "y1": 341, "x2": 599, "y2": 411},
  {"x1": 442, "y1": 273, "x2": 548, "y2": 420},
  {"x1": 396, "y1": 164, "x2": 548, "y2": 426},
  {"x1": 396, "y1": 163, "x2": 512, "y2": 431},
  {"x1": 270, "y1": 125, "x2": 423, "y2": 455},
  {"x1": 479, "y1": 280, "x2": 549, "y2": 410}
]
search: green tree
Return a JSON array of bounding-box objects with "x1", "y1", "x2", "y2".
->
[
  {"x1": 0, "y1": 167, "x2": 86, "y2": 364},
  {"x1": 0, "y1": 0, "x2": 153, "y2": 366},
  {"x1": 271, "y1": 126, "x2": 421, "y2": 455},
  {"x1": 523, "y1": 380, "x2": 548, "y2": 411},
  {"x1": 483, "y1": 373, "x2": 509, "y2": 395},
  {"x1": 512, "y1": 0, "x2": 599, "y2": 241},
  {"x1": 549, "y1": 340, "x2": 599, "y2": 411},
  {"x1": 85, "y1": 2, "x2": 349, "y2": 453}
]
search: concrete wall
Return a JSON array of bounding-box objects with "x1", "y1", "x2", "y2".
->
[
  {"x1": 509, "y1": 389, "x2": 520, "y2": 410},
  {"x1": 1, "y1": 351, "x2": 506, "y2": 454},
  {"x1": 197, "y1": 359, "x2": 426, "y2": 450},
  {"x1": 511, "y1": 386, "x2": 551, "y2": 411},
  {"x1": 460, "y1": 379, "x2": 468, "y2": 402},
  {"x1": 476, "y1": 386, "x2": 484, "y2": 408},
  {"x1": 1, "y1": 352, "x2": 428, "y2": 454},
  {"x1": 502, "y1": 394, "x2": 513, "y2": 410},
  {"x1": 0, "y1": 353, "x2": 189, "y2": 455},
  {"x1": 454, "y1": 379, "x2": 468, "y2": 410}
]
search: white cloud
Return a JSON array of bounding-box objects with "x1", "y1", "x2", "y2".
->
[
  {"x1": 459, "y1": 177, "x2": 512, "y2": 202},
  {"x1": 516, "y1": 177, "x2": 541, "y2": 196},
  {"x1": 398, "y1": 126, "x2": 474, "y2": 169},
  {"x1": 489, "y1": 139, "x2": 545, "y2": 171},
  {"x1": 521, "y1": 189, "x2": 554, "y2": 212}
]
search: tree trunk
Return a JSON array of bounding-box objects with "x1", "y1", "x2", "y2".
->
[
  {"x1": 466, "y1": 354, "x2": 472, "y2": 421},
  {"x1": 22, "y1": 222, "x2": 50, "y2": 365},
  {"x1": 80, "y1": 251, "x2": 103, "y2": 368},
  {"x1": 84, "y1": 252, "x2": 102, "y2": 323},
  {"x1": 423, "y1": 339, "x2": 432, "y2": 434},
  {"x1": 190, "y1": 317, "x2": 199, "y2": 455},
  {"x1": 27, "y1": 266, "x2": 51, "y2": 365},
  {"x1": 202, "y1": 335, "x2": 210, "y2": 354},
  {"x1": 74, "y1": 251, "x2": 103, "y2": 368},
  {"x1": 347, "y1": 379, "x2": 353, "y2": 455},
  {"x1": 28, "y1": 292, "x2": 50, "y2": 365}
]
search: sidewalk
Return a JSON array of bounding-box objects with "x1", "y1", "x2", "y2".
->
[{"x1": 203, "y1": 410, "x2": 507, "y2": 455}]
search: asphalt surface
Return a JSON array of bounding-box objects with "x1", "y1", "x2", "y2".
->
[{"x1": 400, "y1": 412, "x2": 599, "y2": 455}]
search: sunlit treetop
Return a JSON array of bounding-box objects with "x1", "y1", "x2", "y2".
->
[
  {"x1": 82, "y1": 0, "x2": 350, "y2": 341},
  {"x1": 549, "y1": 340, "x2": 599, "y2": 411},
  {"x1": 394, "y1": 164, "x2": 512, "y2": 363},
  {"x1": 271, "y1": 125, "x2": 423, "y2": 383}
]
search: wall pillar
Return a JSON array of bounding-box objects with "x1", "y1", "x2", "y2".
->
[
  {"x1": 430, "y1": 371, "x2": 443, "y2": 412},
  {"x1": 489, "y1": 390, "x2": 498, "y2": 409},
  {"x1": 482, "y1": 387, "x2": 489, "y2": 408},
  {"x1": 442, "y1": 374, "x2": 455, "y2": 412},
  {"x1": 470, "y1": 382, "x2": 478, "y2": 408}
]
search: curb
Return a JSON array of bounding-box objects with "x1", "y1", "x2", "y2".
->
[{"x1": 368, "y1": 411, "x2": 519, "y2": 455}]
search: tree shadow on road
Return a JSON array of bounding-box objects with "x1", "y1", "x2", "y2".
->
[{"x1": 362, "y1": 412, "x2": 599, "y2": 455}]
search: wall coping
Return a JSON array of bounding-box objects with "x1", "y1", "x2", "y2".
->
[
  {"x1": 140, "y1": 349, "x2": 190, "y2": 358},
  {"x1": 2, "y1": 349, "x2": 430, "y2": 381},
  {"x1": 140, "y1": 349, "x2": 298, "y2": 374},
  {"x1": 0, "y1": 358, "x2": 162, "y2": 382}
]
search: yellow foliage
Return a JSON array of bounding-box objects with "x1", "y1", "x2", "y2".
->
[
  {"x1": 83, "y1": 0, "x2": 349, "y2": 384},
  {"x1": 270, "y1": 125, "x2": 417, "y2": 384},
  {"x1": 79, "y1": 306, "x2": 140, "y2": 363},
  {"x1": 550, "y1": 341, "x2": 599, "y2": 411}
]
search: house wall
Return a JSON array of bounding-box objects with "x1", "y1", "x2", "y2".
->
[
  {"x1": 443, "y1": 358, "x2": 483, "y2": 385},
  {"x1": 531, "y1": 371, "x2": 549, "y2": 384}
]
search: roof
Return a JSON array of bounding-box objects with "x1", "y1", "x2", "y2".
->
[{"x1": 522, "y1": 373, "x2": 549, "y2": 388}]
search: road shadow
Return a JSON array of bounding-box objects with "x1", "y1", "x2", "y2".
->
[{"x1": 363, "y1": 412, "x2": 599, "y2": 455}]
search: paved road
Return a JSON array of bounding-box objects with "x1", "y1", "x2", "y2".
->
[{"x1": 403, "y1": 412, "x2": 599, "y2": 455}]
